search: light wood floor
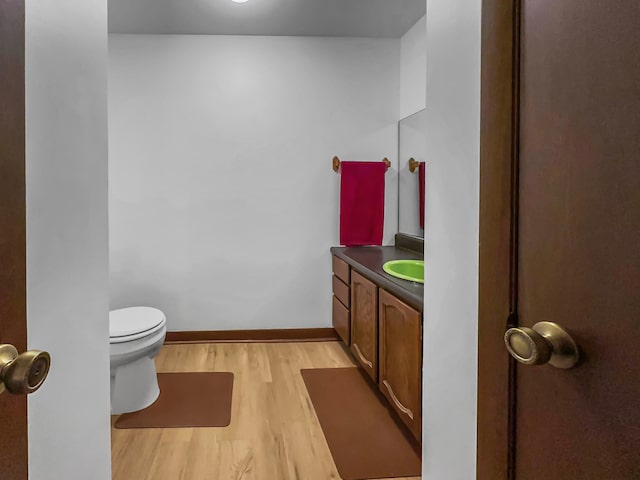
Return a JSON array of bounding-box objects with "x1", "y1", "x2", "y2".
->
[{"x1": 111, "y1": 341, "x2": 421, "y2": 480}]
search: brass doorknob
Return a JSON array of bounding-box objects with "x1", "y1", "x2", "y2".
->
[
  {"x1": 0, "y1": 344, "x2": 51, "y2": 395},
  {"x1": 504, "y1": 321, "x2": 579, "y2": 369}
]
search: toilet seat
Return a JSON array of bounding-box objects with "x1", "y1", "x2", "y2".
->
[{"x1": 110, "y1": 307, "x2": 167, "y2": 344}]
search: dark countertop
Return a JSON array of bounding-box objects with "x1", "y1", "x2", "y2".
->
[{"x1": 330, "y1": 246, "x2": 424, "y2": 312}]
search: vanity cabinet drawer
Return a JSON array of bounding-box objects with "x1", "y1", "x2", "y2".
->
[
  {"x1": 332, "y1": 275, "x2": 350, "y2": 308},
  {"x1": 332, "y1": 256, "x2": 350, "y2": 284},
  {"x1": 332, "y1": 296, "x2": 350, "y2": 345}
]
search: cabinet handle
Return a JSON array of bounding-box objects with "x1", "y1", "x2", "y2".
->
[
  {"x1": 352, "y1": 343, "x2": 373, "y2": 368},
  {"x1": 382, "y1": 380, "x2": 414, "y2": 420}
]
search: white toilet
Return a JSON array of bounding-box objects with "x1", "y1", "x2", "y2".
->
[{"x1": 109, "y1": 306, "x2": 167, "y2": 414}]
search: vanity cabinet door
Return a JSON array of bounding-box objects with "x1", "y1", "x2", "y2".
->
[
  {"x1": 350, "y1": 271, "x2": 378, "y2": 382},
  {"x1": 379, "y1": 288, "x2": 422, "y2": 441}
]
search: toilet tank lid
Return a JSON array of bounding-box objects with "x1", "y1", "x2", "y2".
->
[{"x1": 109, "y1": 307, "x2": 166, "y2": 338}]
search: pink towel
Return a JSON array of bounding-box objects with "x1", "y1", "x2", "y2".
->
[
  {"x1": 339, "y1": 161, "x2": 386, "y2": 246},
  {"x1": 419, "y1": 162, "x2": 426, "y2": 229}
]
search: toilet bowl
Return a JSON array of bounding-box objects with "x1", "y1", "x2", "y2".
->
[{"x1": 110, "y1": 306, "x2": 167, "y2": 414}]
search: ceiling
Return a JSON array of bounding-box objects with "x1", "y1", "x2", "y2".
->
[{"x1": 108, "y1": 0, "x2": 425, "y2": 38}]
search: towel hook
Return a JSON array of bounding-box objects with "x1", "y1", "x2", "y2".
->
[{"x1": 408, "y1": 158, "x2": 420, "y2": 173}]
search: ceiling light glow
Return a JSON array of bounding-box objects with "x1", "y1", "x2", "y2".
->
[{"x1": 231, "y1": 0, "x2": 249, "y2": 3}]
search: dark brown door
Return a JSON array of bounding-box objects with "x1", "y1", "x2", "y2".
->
[
  {"x1": 350, "y1": 270, "x2": 378, "y2": 381},
  {"x1": 0, "y1": 0, "x2": 29, "y2": 478},
  {"x1": 378, "y1": 289, "x2": 422, "y2": 441},
  {"x1": 478, "y1": 1, "x2": 640, "y2": 479}
]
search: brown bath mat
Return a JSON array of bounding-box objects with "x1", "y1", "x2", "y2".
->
[
  {"x1": 114, "y1": 372, "x2": 233, "y2": 429},
  {"x1": 301, "y1": 367, "x2": 421, "y2": 480}
]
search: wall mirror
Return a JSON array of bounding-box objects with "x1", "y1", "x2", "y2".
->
[{"x1": 398, "y1": 108, "x2": 426, "y2": 238}]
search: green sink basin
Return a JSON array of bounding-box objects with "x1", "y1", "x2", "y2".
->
[{"x1": 382, "y1": 260, "x2": 424, "y2": 284}]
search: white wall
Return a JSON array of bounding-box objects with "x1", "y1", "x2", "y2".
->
[
  {"x1": 25, "y1": 1, "x2": 111, "y2": 479},
  {"x1": 109, "y1": 35, "x2": 399, "y2": 331},
  {"x1": 421, "y1": 0, "x2": 481, "y2": 479},
  {"x1": 400, "y1": 15, "x2": 427, "y2": 119}
]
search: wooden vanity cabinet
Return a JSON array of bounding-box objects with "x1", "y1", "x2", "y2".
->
[
  {"x1": 350, "y1": 270, "x2": 378, "y2": 382},
  {"x1": 331, "y1": 252, "x2": 423, "y2": 443},
  {"x1": 378, "y1": 289, "x2": 422, "y2": 441}
]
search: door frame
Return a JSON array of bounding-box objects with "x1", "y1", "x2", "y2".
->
[
  {"x1": 0, "y1": 0, "x2": 29, "y2": 478},
  {"x1": 477, "y1": 1, "x2": 520, "y2": 479}
]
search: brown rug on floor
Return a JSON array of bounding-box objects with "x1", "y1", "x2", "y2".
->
[
  {"x1": 301, "y1": 367, "x2": 421, "y2": 480},
  {"x1": 114, "y1": 372, "x2": 234, "y2": 429}
]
